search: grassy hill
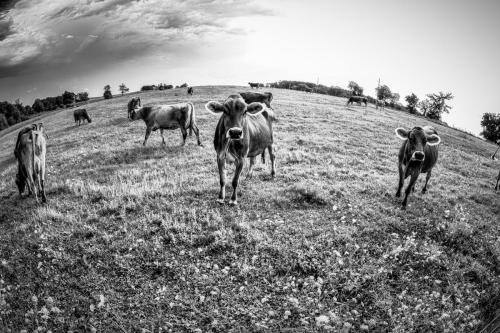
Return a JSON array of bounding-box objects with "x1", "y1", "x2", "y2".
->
[{"x1": 0, "y1": 86, "x2": 499, "y2": 332}]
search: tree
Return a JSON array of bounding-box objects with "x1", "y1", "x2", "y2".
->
[
  {"x1": 348, "y1": 81, "x2": 363, "y2": 96},
  {"x1": 62, "y1": 91, "x2": 75, "y2": 107},
  {"x1": 103, "y1": 85, "x2": 113, "y2": 99},
  {"x1": 0, "y1": 113, "x2": 8, "y2": 130},
  {"x1": 77, "y1": 92, "x2": 89, "y2": 102},
  {"x1": 426, "y1": 91, "x2": 454, "y2": 120},
  {"x1": 180, "y1": 83, "x2": 188, "y2": 88},
  {"x1": 480, "y1": 113, "x2": 500, "y2": 142},
  {"x1": 376, "y1": 84, "x2": 392, "y2": 102},
  {"x1": 32, "y1": 99, "x2": 45, "y2": 113},
  {"x1": 405, "y1": 93, "x2": 419, "y2": 114},
  {"x1": 119, "y1": 83, "x2": 129, "y2": 95},
  {"x1": 418, "y1": 99, "x2": 431, "y2": 117}
]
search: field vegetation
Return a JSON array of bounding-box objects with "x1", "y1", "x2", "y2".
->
[{"x1": 0, "y1": 86, "x2": 499, "y2": 332}]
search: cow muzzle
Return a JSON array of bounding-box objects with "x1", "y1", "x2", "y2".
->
[
  {"x1": 227, "y1": 127, "x2": 243, "y2": 140},
  {"x1": 411, "y1": 151, "x2": 425, "y2": 162}
]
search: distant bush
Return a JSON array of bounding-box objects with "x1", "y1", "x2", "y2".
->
[
  {"x1": 269, "y1": 80, "x2": 350, "y2": 98},
  {"x1": 180, "y1": 83, "x2": 188, "y2": 88},
  {"x1": 103, "y1": 85, "x2": 113, "y2": 99},
  {"x1": 480, "y1": 113, "x2": 500, "y2": 142},
  {"x1": 141, "y1": 85, "x2": 156, "y2": 91}
]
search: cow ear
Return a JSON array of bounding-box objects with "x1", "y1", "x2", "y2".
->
[
  {"x1": 205, "y1": 101, "x2": 224, "y2": 114},
  {"x1": 395, "y1": 128, "x2": 409, "y2": 140},
  {"x1": 426, "y1": 134, "x2": 441, "y2": 146},
  {"x1": 246, "y1": 102, "x2": 265, "y2": 115}
]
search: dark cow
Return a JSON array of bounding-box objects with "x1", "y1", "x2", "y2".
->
[
  {"x1": 73, "y1": 109, "x2": 92, "y2": 126},
  {"x1": 239, "y1": 91, "x2": 273, "y2": 109},
  {"x1": 14, "y1": 123, "x2": 47, "y2": 203},
  {"x1": 395, "y1": 126, "x2": 441, "y2": 208},
  {"x1": 127, "y1": 97, "x2": 141, "y2": 119},
  {"x1": 205, "y1": 95, "x2": 276, "y2": 205},
  {"x1": 491, "y1": 144, "x2": 500, "y2": 190},
  {"x1": 346, "y1": 96, "x2": 368, "y2": 106},
  {"x1": 131, "y1": 102, "x2": 202, "y2": 146},
  {"x1": 248, "y1": 82, "x2": 260, "y2": 89},
  {"x1": 187, "y1": 87, "x2": 194, "y2": 95}
]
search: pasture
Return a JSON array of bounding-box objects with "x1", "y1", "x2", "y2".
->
[{"x1": 0, "y1": 86, "x2": 499, "y2": 332}]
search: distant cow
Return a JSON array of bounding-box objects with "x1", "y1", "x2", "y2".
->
[
  {"x1": 395, "y1": 126, "x2": 441, "y2": 208},
  {"x1": 491, "y1": 144, "x2": 500, "y2": 190},
  {"x1": 187, "y1": 87, "x2": 194, "y2": 95},
  {"x1": 205, "y1": 95, "x2": 276, "y2": 205},
  {"x1": 73, "y1": 109, "x2": 92, "y2": 125},
  {"x1": 346, "y1": 96, "x2": 367, "y2": 106},
  {"x1": 239, "y1": 91, "x2": 274, "y2": 109},
  {"x1": 127, "y1": 97, "x2": 141, "y2": 119},
  {"x1": 131, "y1": 103, "x2": 202, "y2": 146},
  {"x1": 14, "y1": 123, "x2": 47, "y2": 203},
  {"x1": 248, "y1": 82, "x2": 260, "y2": 89}
]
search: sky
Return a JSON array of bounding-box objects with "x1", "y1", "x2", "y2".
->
[{"x1": 0, "y1": 0, "x2": 499, "y2": 135}]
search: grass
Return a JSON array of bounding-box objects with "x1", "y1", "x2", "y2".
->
[{"x1": 0, "y1": 86, "x2": 499, "y2": 332}]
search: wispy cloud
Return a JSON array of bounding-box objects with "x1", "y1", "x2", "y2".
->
[{"x1": 0, "y1": 0, "x2": 273, "y2": 78}]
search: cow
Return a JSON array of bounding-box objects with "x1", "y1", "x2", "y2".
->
[
  {"x1": 130, "y1": 102, "x2": 202, "y2": 146},
  {"x1": 376, "y1": 100, "x2": 385, "y2": 110},
  {"x1": 346, "y1": 96, "x2": 368, "y2": 106},
  {"x1": 73, "y1": 109, "x2": 92, "y2": 126},
  {"x1": 187, "y1": 87, "x2": 194, "y2": 95},
  {"x1": 127, "y1": 97, "x2": 141, "y2": 119},
  {"x1": 205, "y1": 95, "x2": 276, "y2": 205},
  {"x1": 395, "y1": 126, "x2": 441, "y2": 208},
  {"x1": 239, "y1": 91, "x2": 274, "y2": 109},
  {"x1": 491, "y1": 144, "x2": 500, "y2": 190},
  {"x1": 14, "y1": 123, "x2": 47, "y2": 203},
  {"x1": 248, "y1": 82, "x2": 260, "y2": 89}
]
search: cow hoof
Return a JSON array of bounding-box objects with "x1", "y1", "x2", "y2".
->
[
  {"x1": 422, "y1": 188, "x2": 427, "y2": 194},
  {"x1": 229, "y1": 200, "x2": 238, "y2": 206},
  {"x1": 395, "y1": 192, "x2": 401, "y2": 197},
  {"x1": 216, "y1": 198, "x2": 225, "y2": 205}
]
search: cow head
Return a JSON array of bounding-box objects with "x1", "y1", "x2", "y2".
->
[
  {"x1": 205, "y1": 95, "x2": 265, "y2": 140},
  {"x1": 396, "y1": 127, "x2": 441, "y2": 163}
]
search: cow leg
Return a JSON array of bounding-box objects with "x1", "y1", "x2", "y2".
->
[
  {"x1": 160, "y1": 129, "x2": 166, "y2": 145},
  {"x1": 27, "y1": 170, "x2": 38, "y2": 203},
  {"x1": 396, "y1": 163, "x2": 404, "y2": 197},
  {"x1": 402, "y1": 172, "x2": 419, "y2": 208},
  {"x1": 217, "y1": 157, "x2": 226, "y2": 204},
  {"x1": 230, "y1": 158, "x2": 245, "y2": 205},
  {"x1": 143, "y1": 127, "x2": 152, "y2": 146},
  {"x1": 261, "y1": 149, "x2": 266, "y2": 164},
  {"x1": 191, "y1": 124, "x2": 202, "y2": 146},
  {"x1": 269, "y1": 145, "x2": 276, "y2": 178},
  {"x1": 180, "y1": 127, "x2": 188, "y2": 146},
  {"x1": 422, "y1": 170, "x2": 432, "y2": 194},
  {"x1": 246, "y1": 157, "x2": 256, "y2": 180}
]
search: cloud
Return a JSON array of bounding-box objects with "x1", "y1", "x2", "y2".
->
[{"x1": 0, "y1": 0, "x2": 273, "y2": 78}]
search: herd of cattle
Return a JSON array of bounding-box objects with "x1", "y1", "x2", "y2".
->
[{"x1": 10, "y1": 88, "x2": 500, "y2": 208}]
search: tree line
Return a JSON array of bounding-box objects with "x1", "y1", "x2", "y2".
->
[{"x1": 0, "y1": 91, "x2": 89, "y2": 130}]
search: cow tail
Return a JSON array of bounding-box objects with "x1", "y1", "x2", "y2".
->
[{"x1": 188, "y1": 102, "x2": 195, "y2": 136}]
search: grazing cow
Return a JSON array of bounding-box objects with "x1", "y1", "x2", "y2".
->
[
  {"x1": 14, "y1": 123, "x2": 47, "y2": 203},
  {"x1": 239, "y1": 91, "x2": 274, "y2": 109},
  {"x1": 73, "y1": 109, "x2": 92, "y2": 126},
  {"x1": 131, "y1": 103, "x2": 202, "y2": 146},
  {"x1": 491, "y1": 144, "x2": 500, "y2": 190},
  {"x1": 248, "y1": 82, "x2": 260, "y2": 89},
  {"x1": 187, "y1": 87, "x2": 194, "y2": 95},
  {"x1": 127, "y1": 97, "x2": 141, "y2": 119},
  {"x1": 376, "y1": 99, "x2": 386, "y2": 110},
  {"x1": 395, "y1": 126, "x2": 441, "y2": 208},
  {"x1": 205, "y1": 95, "x2": 276, "y2": 205},
  {"x1": 346, "y1": 96, "x2": 368, "y2": 106}
]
